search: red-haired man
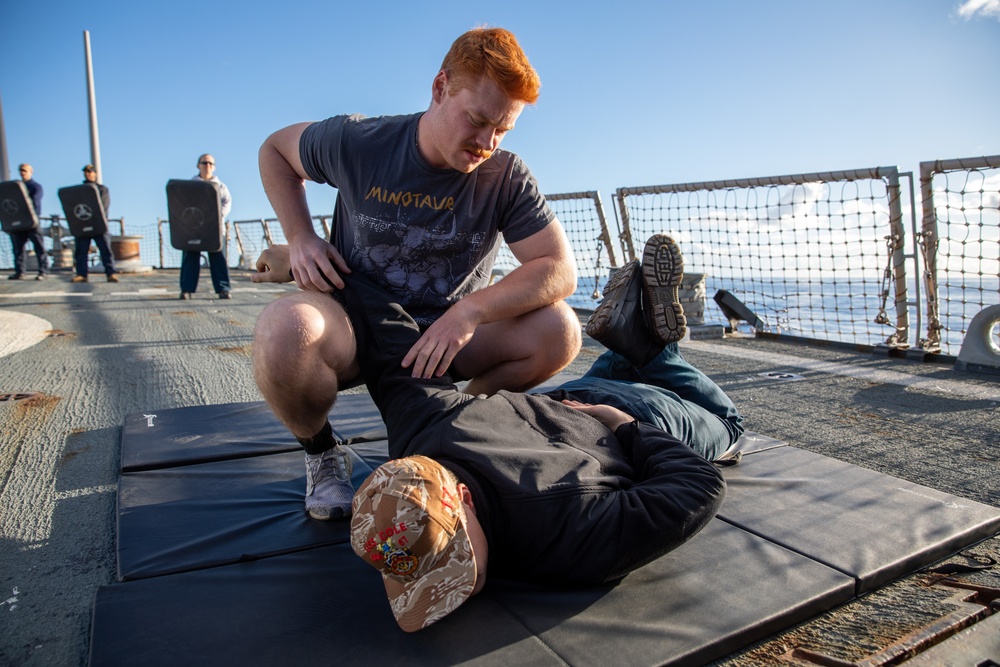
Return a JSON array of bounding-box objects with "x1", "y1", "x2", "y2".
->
[{"x1": 252, "y1": 28, "x2": 581, "y2": 521}]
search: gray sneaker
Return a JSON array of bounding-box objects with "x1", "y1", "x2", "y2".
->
[{"x1": 304, "y1": 445, "x2": 353, "y2": 520}]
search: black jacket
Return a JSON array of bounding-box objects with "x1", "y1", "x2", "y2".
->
[
  {"x1": 390, "y1": 387, "x2": 725, "y2": 586},
  {"x1": 343, "y1": 274, "x2": 725, "y2": 587}
]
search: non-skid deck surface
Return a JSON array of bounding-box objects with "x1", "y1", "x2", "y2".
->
[{"x1": 91, "y1": 395, "x2": 1000, "y2": 667}]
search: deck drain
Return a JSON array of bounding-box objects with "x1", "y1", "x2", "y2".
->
[
  {"x1": 0, "y1": 392, "x2": 43, "y2": 402},
  {"x1": 758, "y1": 371, "x2": 805, "y2": 382}
]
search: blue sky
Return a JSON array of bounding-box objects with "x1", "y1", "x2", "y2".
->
[{"x1": 2, "y1": 0, "x2": 998, "y2": 234}]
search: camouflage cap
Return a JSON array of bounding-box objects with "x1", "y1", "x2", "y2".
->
[{"x1": 350, "y1": 455, "x2": 476, "y2": 632}]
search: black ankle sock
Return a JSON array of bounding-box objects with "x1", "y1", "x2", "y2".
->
[{"x1": 296, "y1": 421, "x2": 336, "y2": 456}]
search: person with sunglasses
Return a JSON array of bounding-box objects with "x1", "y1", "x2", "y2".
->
[{"x1": 179, "y1": 154, "x2": 232, "y2": 299}]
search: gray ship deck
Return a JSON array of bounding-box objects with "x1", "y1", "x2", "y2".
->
[{"x1": 1, "y1": 270, "x2": 998, "y2": 666}]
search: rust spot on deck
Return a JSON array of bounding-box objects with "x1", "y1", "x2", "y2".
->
[
  {"x1": 211, "y1": 344, "x2": 251, "y2": 356},
  {"x1": 7, "y1": 393, "x2": 62, "y2": 419},
  {"x1": 0, "y1": 393, "x2": 42, "y2": 402}
]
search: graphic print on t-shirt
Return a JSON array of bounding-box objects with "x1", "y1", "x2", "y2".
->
[{"x1": 351, "y1": 192, "x2": 491, "y2": 323}]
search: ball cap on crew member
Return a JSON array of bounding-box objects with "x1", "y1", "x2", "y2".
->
[{"x1": 350, "y1": 455, "x2": 476, "y2": 632}]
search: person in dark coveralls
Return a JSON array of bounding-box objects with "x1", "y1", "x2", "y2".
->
[
  {"x1": 345, "y1": 235, "x2": 743, "y2": 632},
  {"x1": 72, "y1": 164, "x2": 118, "y2": 283},
  {"x1": 7, "y1": 163, "x2": 50, "y2": 280}
]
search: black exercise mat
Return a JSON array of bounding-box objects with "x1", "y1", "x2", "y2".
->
[
  {"x1": 116, "y1": 444, "x2": 386, "y2": 581},
  {"x1": 103, "y1": 400, "x2": 1000, "y2": 666},
  {"x1": 120, "y1": 394, "x2": 383, "y2": 472},
  {"x1": 489, "y1": 520, "x2": 854, "y2": 667},
  {"x1": 121, "y1": 393, "x2": 771, "y2": 473},
  {"x1": 718, "y1": 445, "x2": 1000, "y2": 594},
  {"x1": 91, "y1": 523, "x2": 854, "y2": 667},
  {"x1": 728, "y1": 431, "x2": 786, "y2": 456},
  {"x1": 92, "y1": 544, "x2": 564, "y2": 667},
  {"x1": 115, "y1": 396, "x2": 777, "y2": 582}
]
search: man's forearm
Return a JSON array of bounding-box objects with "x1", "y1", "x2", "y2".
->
[{"x1": 459, "y1": 255, "x2": 576, "y2": 325}]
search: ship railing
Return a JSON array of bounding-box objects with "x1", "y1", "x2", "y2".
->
[{"x1": 3, "y1": 157, "x2": 995, "y2": 357}]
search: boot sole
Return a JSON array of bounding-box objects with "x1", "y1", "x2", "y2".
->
[
  {"x1": 642, "y1": 235, "x2": 686, "y2": 344},
  {"x1": 584, "y1": 260, "x2": 638, "y2": 340}
]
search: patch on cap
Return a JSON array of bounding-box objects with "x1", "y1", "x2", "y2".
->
[{"x1": 350, "y1": 455, "x2": 476, "y2": 632}]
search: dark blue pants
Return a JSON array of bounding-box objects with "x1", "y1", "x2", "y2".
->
[
  {"x1": 180, "y1": 251, "x2": 230, "y2": 293},
  {"x1": 9, "y1": 228, "x2": 49, "y2": 276},
  {"x1": 337, "y1": 274, "x2": 743, "y2": 462},
  {"x1": 552, "y1": 347, "x2": 744, "y2": 461},
  {"x1": 74, "y1": 233, "x2": 116, "y2": 277}
]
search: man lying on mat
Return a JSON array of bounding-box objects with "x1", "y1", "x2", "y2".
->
[{"x1": 340, "y1": 235, "x2": 744, "y2": 631}]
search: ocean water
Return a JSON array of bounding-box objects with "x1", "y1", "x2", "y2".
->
[
  {"x1": 6, "y1": 219, "x2": 995, "y2": 357},
  {"x1": 570, "y1": 271, "x2": 999, "y2": 355}
]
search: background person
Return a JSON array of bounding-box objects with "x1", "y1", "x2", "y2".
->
[
  {"x1": 72, "y1": 164, "x2": 118, "y2": 283},
  {"x1": 250, "y1": 27, "x2": 581, "y2": 521},
  {"x1": 180, "y1": 153, "x2": 232, "y2": 299},
  {"x1": 7, "y1": 163, "x2": 50, "y2": 281}
]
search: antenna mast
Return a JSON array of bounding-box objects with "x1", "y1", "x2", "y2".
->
[{"x1": 84, "y1": 30, "x2": 102, "y2": 182}]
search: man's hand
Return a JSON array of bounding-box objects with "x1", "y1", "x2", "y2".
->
[
  {"x1": 402, "y1": 303, "x2": 478, "y2": 379},
  {"x1": 561, "y1": 400, "x2": 634, "y2": 432},
  {"x1": 250, "y1": 240, "x2": 351, "y2": 291},
  {"x1": 287, "y1": 236, "x2": 352, "y2": 293},
  {"x1": 251, "y1": 245, "x2": 293, "y2": 283}
]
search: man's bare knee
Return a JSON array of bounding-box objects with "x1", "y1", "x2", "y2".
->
[
  {"x1": 531, "y1": 300, "x2": 582, "y2": 372},
  {"x1": 256, "y1": 294, "x2": 357, "y2": 385},
  {"x1": 254, "y1": 296, "x2": 328, "y2": 380},
  {"x1": 252, "y1": 294, "x2": 358, "y2": 437}
]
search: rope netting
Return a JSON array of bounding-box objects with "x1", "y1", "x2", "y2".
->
[
  {"x1": 493, "y1": 191, "x2": 619, "y2": 309},
  {"x1": 919, "y1": 157, "x2": 1000, "y2": 355},
  {"x1": 615, "y1": 168, "x2": 909, "y2": 348}
]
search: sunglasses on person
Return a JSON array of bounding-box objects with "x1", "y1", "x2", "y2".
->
[{"x1": 199, "y1": 161, "x2": 215, "y2": 166}]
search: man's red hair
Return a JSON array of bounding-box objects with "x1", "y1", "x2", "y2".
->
[{"x1": 440, "y1": 27, "x2": 540, "y2": 104}]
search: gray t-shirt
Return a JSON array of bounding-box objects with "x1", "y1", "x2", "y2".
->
[{"x1": 300, "y1": 112, "x2": 555, "y2": 327}]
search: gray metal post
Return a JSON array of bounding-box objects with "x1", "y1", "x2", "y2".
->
[
  {"x1": 84, "y1": 31, "x2": 102, "y2": 182},
  {"x1": 0, "y1": 90, "x2": 9, "y2": 182}
]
